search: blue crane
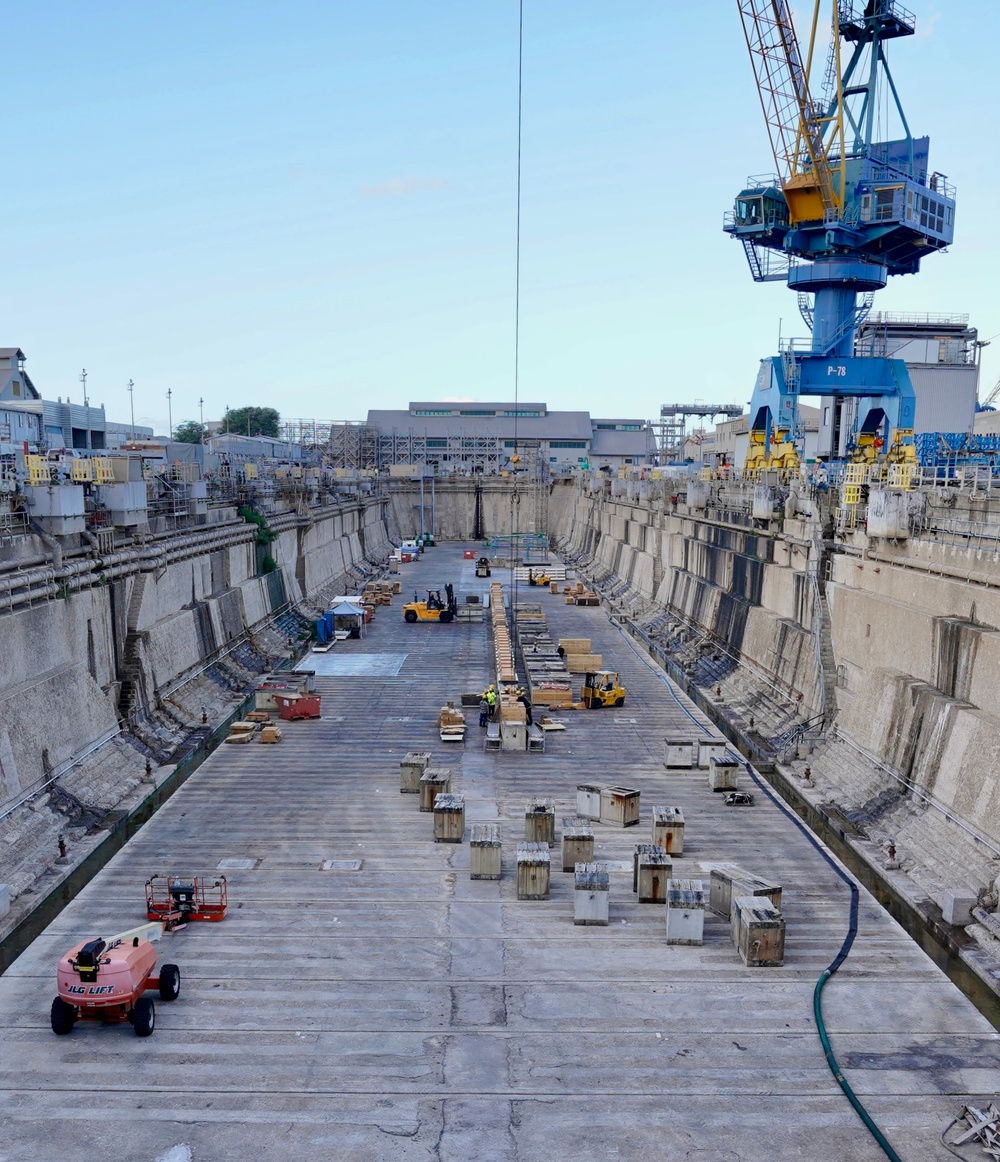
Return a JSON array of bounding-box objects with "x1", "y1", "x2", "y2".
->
[{"x1": 724, "y1": 0, "x2": 955, "y2": 475}]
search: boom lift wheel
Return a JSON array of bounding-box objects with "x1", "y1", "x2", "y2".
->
[
  {"x1": 159, "y1": 964, "x2": 180, "y2": 1001},
  {"x1": 50, "y1": 997, "x2": 76, "y2": 1035},
  {"x1": 132, "y1": 996, "x2": 155, "y2": 1037}
]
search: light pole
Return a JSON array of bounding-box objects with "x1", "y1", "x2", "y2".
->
[
  {"x1": 166, "y1": 388, "x2": 173, "y2": 441},
  {"x1": 127, "y1": 379, "x2": 135, "y2": 442},
  {"x1": 198, "y1": 396, "x2": 204, "y2": 441},
  {"x1": 80, "y1": 368, "x2": 91, "y2": 451}
]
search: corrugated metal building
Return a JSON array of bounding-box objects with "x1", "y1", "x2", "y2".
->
[{"x1": 365, "y1": 403, "x2": 655, "y2": 473}]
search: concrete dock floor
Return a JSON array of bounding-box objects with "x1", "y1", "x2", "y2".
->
[{"x1": 0, "y1": 544, "x2": 997, "y2": 1162}]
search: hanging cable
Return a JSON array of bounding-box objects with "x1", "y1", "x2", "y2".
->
[{"x1": 508, "y1": 0, "x2": 524, "y2": 642}]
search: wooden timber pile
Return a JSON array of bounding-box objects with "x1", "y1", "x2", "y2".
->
[
  {"x1": 489, "y1": 583, "x2": 517, "y2": 685},
  {"x1": 558, "y1": 637, "x2": 603, "y2": 674},
  {"x1": 514, "y1": 601, "x2": 573, "y2": 709}
]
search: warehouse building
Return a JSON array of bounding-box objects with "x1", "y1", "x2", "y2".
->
[{"x1": 365, "y1": 402, "x2": 656, "y2": 474}]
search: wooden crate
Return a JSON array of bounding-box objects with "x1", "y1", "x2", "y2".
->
[
  {"x1": 433, "y1": 794, "x2": 465, "y2": 843},
  {"x1": 561, "y1": 821, "x2": 594, "y2": 871},
  {"x1": 652, "y1": 806, "x2": 685, "y2": 855},
  {"x1": 419, "y1": 769, "x2": 451, "y2": 812},
  {"x1": 470, "y1": 823, "x2": 501, "y2": 880},
  {"x1": 400, "y1": 751, "x2": 431, "y2": 794},
  {"x1": 708, "y1": 757, "x2": 740, "y2": 792},
  {"x1": 258, "y1": 726, "x2": 283, "y2": 744},
  {"x1": 600, "y1": 786, "x2": 640, "y2": 827},
  {"x1": 516, "y1": 843, "x2": 550, "y2": 900},
  {"x1": 663, "y1": 737, "x2": 694, "y2": 769},
  {"x1": 637, "y1": 850, "x2": 672, "y2": 904},
  {"x1": 558, "y1": 638, "x2": 591, "y2": 654},
  {"x1": 709, "y1": 864, "x2": 782, "y2": 919},
  {"x1": 524, "y1": 799, "x2": 555, "y2": 847},
  {"x1": 733, "y1": 896, "x2": 785, "y2": 966}
]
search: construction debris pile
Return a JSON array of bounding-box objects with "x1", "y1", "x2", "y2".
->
[
  {"x1": 944, "y1": 1104, "x2": 1000, "y2": 1159},
  {"x1": 437, "y1": 703, "x2": 467, "y2": 743}
]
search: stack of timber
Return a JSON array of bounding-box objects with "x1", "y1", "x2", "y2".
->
[
  {"x1": 489, "y1": 583, "x2": 517, "y2": 684},
  {"x1": 225, "y1": 721, "x2": 257, "y2": 744},
  {"x1": 514, "y1": 602, "x2": 573, "y2": 709},
  {"x1": 558, "y1": 638, "x2": 603, "y2": 674},
  {"x1": 565, "y1": 581, "x2": 600, "y2": 606}
]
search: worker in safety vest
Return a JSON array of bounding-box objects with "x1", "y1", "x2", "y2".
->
[{"x1": 484, "y1": 686, "x2": 497, "y2": 718}]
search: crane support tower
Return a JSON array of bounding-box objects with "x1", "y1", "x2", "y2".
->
[{"x1": 724, "y1": 0, "x2": 956, "y2": 475}]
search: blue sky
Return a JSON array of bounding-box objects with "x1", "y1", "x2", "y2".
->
[{"x1": 3, "y1": 2, "x2": 997, "y2": 435}]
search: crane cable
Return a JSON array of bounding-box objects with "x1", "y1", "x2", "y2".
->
[
  {"x1": 609, "y1": 619, "x2": 902, "y2": 1162},
  {"x1": 508, "y1": 0, "x2": 524, "y2": 644}
]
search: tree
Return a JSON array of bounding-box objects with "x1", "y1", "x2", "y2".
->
[
  {"x1": 224, "y1": 407, "x2": 280, "y2": 439},
  {"x1": 174, "y1": 420, "x2": 207, "y2": 444}
]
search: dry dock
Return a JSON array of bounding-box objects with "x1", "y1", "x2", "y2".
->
[{"x1": 0, "y1": 544, "x2": 997, "y2": 1162}]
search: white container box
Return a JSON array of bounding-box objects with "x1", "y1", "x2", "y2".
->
[
  {"x1": 576, "y1": 784, "x2": 603, "y2": 821},
  {"x1": 574, "y1": 863, "x2": 610, "y2": 925},
  {"x1": 698, "y1": 737, "x2": 729, "y2": 769},
  {"x1": 663, "y1": 737, "x2": 694, "y2": 769},
  {"x1": 708, "y1": 757, "x2": 740, "y2": 792},
  {"x1": 666, "y1": 878, "x2": 706, "y2": 945}
]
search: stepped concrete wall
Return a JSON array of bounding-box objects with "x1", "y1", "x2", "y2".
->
[
  {"x1": 553, "y1": 484, "x2": 823, "y2": 711},
  {"x1": 550, "y1": 478, "x2": 1000, "y2": 857},
  {"x1": 0, "y1": 497, "x2": 394, "y2": 925}
]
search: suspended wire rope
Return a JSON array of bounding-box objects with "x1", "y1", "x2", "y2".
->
[{"x1": 508, "y1": 0, "x2": 524, "y2": 643}]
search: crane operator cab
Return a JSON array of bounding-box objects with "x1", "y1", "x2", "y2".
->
[
  {"x1": 403, "y1": 582, "x2": 457, "y2": 624},
  {"x1": 581, "y1": 671, "x2": 626, "y2": 709}
]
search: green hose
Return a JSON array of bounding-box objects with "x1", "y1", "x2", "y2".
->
[
  {"x1": 814, "y1": 967, "x2": 902, "y2": 1162},
  {"x1": 615, "y1": 623, "x2": 905, "y2": 1161}
]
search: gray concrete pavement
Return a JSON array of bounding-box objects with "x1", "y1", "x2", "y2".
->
[{"x1": 0, "y1": 543, "x2": 997, "y2": 1161}]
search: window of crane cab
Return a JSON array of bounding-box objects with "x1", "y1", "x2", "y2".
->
[{"x1": 736, "y1": 196, "x2": 763, "y2": 224}]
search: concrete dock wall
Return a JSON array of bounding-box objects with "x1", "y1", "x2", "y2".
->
[
  {"x1": 554, "y1": 487, "x2": 823, "y2": 711},
  {"x1": 551, "y1": 477, "x2": 1000, "y2": 855},
  {"x1": 0, "y1": 497, "x2": 394, "y2": 918}
]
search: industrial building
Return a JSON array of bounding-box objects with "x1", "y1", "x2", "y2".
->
[
  {"x1": 0, "y1": 347, "x2": 153, "y2": 452},
  {"x1": 364, "y1": 402, "x2": 656, "y2": 474}
]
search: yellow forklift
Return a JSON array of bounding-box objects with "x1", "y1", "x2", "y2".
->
[
  {"x1": 403, "y1": 583, "x2": 457, "y2": 624},
  {"x1": 581, "y1": 670, "x2": 626, "y2": 709}
]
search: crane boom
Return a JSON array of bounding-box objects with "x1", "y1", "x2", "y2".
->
[{"x1": 737, "y1": 0, "x2": 844, "y2": 222}]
